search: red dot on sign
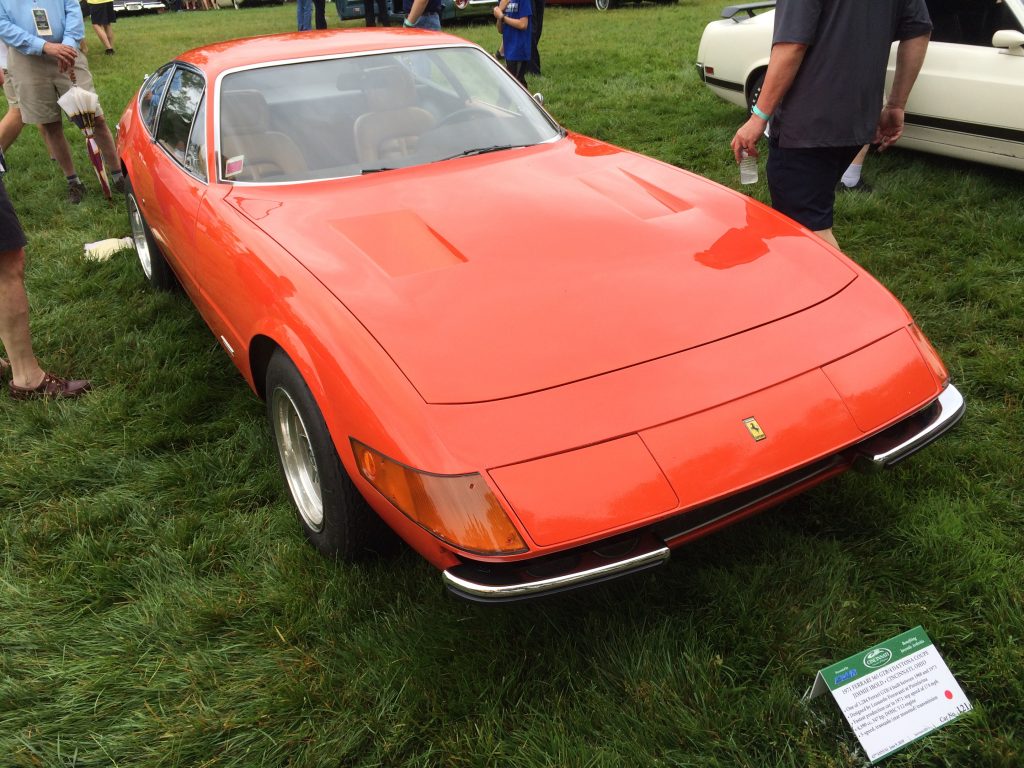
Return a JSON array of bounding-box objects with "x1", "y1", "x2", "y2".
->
[{"x1": 945, "y1": 690, "x2": 954, "y2": 699}]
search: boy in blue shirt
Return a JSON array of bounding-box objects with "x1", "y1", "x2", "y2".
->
[{"x1": 494, "y1": 0, "x2": 531, "y2": 88}]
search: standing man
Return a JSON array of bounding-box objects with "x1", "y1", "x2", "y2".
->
[
  {"x1": 0, "y1": 0, "x2": 124, "y2": 204},
  {"x1": 731, "y1": 0, "x2": 931, "y2": 249},
  {"x1": 0, "y1": 176, "x2": 90, "y2": 399},
  {"x1": 402, "y1": 0, "x2": 442, "y2": 30}
]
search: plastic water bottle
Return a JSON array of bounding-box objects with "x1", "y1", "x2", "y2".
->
[{"x1": 739, "y1": 150, "x2": 758, "y2": 185}]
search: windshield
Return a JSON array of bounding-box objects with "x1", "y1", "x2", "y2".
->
[{"x1": 217, "y1": 47, "x2": 561, "y2": 183}]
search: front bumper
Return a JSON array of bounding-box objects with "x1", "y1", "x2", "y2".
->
[{"x1": 442, "y1": 383, "x2": 965, "y2": 603}]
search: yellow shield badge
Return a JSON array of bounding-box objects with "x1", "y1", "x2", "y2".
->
[{"x1": 743, "y1": 417, "x2": 766, "y2": 442}]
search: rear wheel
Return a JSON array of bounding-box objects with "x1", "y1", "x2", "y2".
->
[
  {"x1": 595, "y1": 0, "x2": 610, "y2": 9},
  {"x1": 265, "y1": 350, "x2": 389, "y2": 560},
  {"x1": 125, "y1": 176, "x2": 177, "y2": 291}
]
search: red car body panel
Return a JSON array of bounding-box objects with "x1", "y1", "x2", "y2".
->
[{"x1": 117, "y1": 30, "x2": 961, "y2": 597}]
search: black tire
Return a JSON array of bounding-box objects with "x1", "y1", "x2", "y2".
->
[
  {"x1": 746, "y1": 69, "x2": 766, "y2": 114},
  {"x1": 125, "y1": 176, "x2": 178, "y2": 292},
  {"x1": 265, "y1": 350, "x2": 390, "y2": 560}
]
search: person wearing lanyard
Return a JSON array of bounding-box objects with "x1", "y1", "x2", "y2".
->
[{"x1": 0, "y1": 0, "x2": 124, "y2": 204}]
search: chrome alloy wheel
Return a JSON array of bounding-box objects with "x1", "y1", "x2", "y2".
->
[
  {"x1": 271, "y1": 385, "x2": 324, "y2": 531},
  {"x1": 127, "y1": 194, "x2": 153, "y2": 280}
]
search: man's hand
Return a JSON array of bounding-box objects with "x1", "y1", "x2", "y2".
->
[
  {"x1": 731, "y1": 115, "x2": 767, "y2": 163},
  {"x1": 42, "y1": 42, "x2": 78, "y2": 73},
  {"x1": 875, "y1": 105, "x2": 905, "y2": 151}
]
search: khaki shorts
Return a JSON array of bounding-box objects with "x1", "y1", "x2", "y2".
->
[
  {"x1": 6, "y1": 48, "x2": 104, "y2": 125},
  {"x1": 1, "y1": 68, "x2": 17, "y2": 108}
]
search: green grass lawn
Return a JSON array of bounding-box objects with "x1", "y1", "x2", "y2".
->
[{"x1": 1, "y1": 2, "x2": 1022, "y2": 766}]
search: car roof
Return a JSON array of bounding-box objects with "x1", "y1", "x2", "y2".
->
[{"x1": 176, "y1": 28, "x2": 473, "y2": 77}]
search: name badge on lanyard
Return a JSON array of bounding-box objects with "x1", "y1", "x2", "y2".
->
[{"x1": 32, "y1": 8, "x2": 53, "y2": 36}]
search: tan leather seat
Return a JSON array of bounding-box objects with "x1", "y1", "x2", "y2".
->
[
  {"x1": 220, "y1": 90, "x2": 307, "y2": 181},
  {"x1": 353, "y1": 66, "x2": 435, "y2": 167}
]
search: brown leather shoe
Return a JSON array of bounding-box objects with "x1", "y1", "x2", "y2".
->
[
  {"x1": 8, "y1": 372, "x2": 91, "y2": 400},
  {"x1": 0, "y1": 358, "x2": 9, "y2": 381}
]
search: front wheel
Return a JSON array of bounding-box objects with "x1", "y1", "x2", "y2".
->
[
  {"x1": 125, "y1": 176, "x2": 178, "y2": 291},
  {"x1": 595, "y1": 0, "x2": 610, "y2": 9},
  {"x1": 265, "y1": 350, "x2": 388, "y2": 560}
]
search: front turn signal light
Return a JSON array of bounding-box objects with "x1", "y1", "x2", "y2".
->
[{"x1": 351, "y1": 440, "x2": 528, "y2": 555}]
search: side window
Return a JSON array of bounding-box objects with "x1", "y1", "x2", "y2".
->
[
  {"x1": 139, "y1": 65, "x2": 174, "y2": 136},
  {"x1": 155, "y1": 67, "x2": 206, "y2": 171},
  {"x1": 184, "y1": 94, "x2": 207, "y2": 181}
]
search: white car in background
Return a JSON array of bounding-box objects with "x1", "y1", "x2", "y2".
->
[{"x1": 696, "y1": 0, "x2": 1024, "y2": 171}]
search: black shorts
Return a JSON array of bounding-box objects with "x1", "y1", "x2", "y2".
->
[
  {"x1": 90, "y1": 3, "x2": 118, "y2": 24},
  {"x1": 0, "y1": 178, "x2": 27, "y2": 252},
  {"x1": 766, "y1": 140, "x2": 861, "y2": 232}
]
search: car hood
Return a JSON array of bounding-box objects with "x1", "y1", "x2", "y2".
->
[{"x1": 227, "y1": 135, "x2": 856, "y2": 404}]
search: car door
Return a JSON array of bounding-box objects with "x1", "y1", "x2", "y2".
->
[
  {"x1": 148, "y1": 65, "x2": 209, "y2": 285},
  {"x1": 891, "y1": 0, "x2": 1024, "y2": 168}
]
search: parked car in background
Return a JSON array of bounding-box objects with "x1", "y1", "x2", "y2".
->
[
  {"x1": 112, "y1": 0, "x2": 166, "y2": 14},
  {"x1": 696, "y1": 0, "x2": 1024, "y2": 171},
  {"x1": 117, "y1": 29, "x2": 962, "y2": 603},
  {"x1": 333, "y1": 0, "x2": 497, "y2": 23}
]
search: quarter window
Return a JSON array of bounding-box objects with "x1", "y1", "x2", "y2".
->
[
  {"x1": 139, "y1": 65, "x2": 174, "y2": 136},
  {"x1": 155, "y1": 67, "x2": 207, "y2": 172}
]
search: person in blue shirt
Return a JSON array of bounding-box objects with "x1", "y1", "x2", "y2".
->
[
  {"x1": 0, "y1": 0, "x2": 123, "y2": 203},
  {"x1": 494, "y1": 0, "x2": 531, "y2": 88}
]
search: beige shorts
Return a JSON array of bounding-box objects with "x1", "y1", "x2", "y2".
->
[
  {"x1": 1, "y1": 68, "x2": 17, "y2": 108},
  {"x1": 6, "y1": 48, "x2": 104, "y2": 125}
]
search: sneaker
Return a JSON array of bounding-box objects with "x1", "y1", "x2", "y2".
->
[
  {"x1": 111, "y1": 175, "x2": 125, "y2": 194},
  {"x1": 837, "y1": 178, "x2": 873, "y2": 193},
  {"x1": 68, "y1": 180, "x2": 87, "y2": 204},
  {"x1": 105, "y1": 48, "x2": 115, "y2": 55}
]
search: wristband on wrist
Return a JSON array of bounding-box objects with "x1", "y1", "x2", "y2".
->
[{"x1": 750, "y1": 104, "x2": 771, "y2": 121}]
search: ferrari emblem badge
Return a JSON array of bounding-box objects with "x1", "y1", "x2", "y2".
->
[{"x1": 743, "y1": 417, "x2": 766, "y2": 442}]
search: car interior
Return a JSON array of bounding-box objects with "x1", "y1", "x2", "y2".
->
[
  {"x1": 215, "y1": 48, "x2": 557, "y2": 183},
  {"x1": 927, "y1": 0, "x2": 1022, "y2": 45}
]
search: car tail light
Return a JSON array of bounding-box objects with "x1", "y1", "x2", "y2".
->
[
  {"x1": 908, "y1": 323, "x2": 950, "y2": 385},
  {"x1": 351, "y1": 440, "x2": 528, "y2": 555}
]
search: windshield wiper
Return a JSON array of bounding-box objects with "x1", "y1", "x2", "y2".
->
[{"x1": 437, "y1": 144, "x2": 530, "y2": 162}]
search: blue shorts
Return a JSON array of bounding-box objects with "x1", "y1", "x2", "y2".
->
[{"x1": 766, "y1": 141, "x2": 862, "y2": 231}]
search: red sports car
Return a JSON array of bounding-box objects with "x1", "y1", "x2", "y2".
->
[{"x1": 117, "y1": 29, "x2": 964, "y2": 602}]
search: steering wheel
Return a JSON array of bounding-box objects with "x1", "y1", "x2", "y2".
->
[{"x1": 439, "y1": 106, "x2": 494, "y2": 127}]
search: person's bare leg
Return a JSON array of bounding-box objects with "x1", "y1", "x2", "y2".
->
[
  {"x1": 0, "y1": 247, "x2": 44, "y2": 389},
  {"x1": 0, "y1": 106, "x2": 24, "y2": 152},
  {"x1": 92, "y1": 23, "x2": 113, "y2": 51},
  {"x1": 814, "y1": 228, "x2": 839, "y2": 249},
  {"x1": 92, "y1": 116, "x2": 119, "y2": 169},
  {"x1": 38, "y1": 121, "x2": 76, "y2": 177}
]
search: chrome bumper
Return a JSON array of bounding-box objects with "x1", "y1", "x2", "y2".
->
[
  {"x1": 854, "y1": 383, "x2": 965, "y2": 470},
  {"x1": 442, "y1": 533, "x2": 669, "y2": 604},
  {"x1": 444, "y1": 383, "x2": 964, "y2": 603}
]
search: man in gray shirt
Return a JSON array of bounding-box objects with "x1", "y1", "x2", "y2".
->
[{"x1": 731, "y1": 0, "x2": 932, "y2": 248}]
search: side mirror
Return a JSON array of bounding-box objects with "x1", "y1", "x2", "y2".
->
[
  {"x1": 992, "y1": 29, "x2": 1024, "y2": 55},
  {"x1": 533, "y1": 92, "x2": 544, "y2": 105}
]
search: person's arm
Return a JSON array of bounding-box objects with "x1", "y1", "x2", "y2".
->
[
  {"x1": 405, "y1": 0, "x2": 428, "y2": 25},
  {"x1": 875, "y1": 32, "x2": 929, "y2": 150},
  {"x1": 62, "y1": 0, "x2": 85, "y2": 48},
  {"x1": 496, "y1": 9, "x2": 528, "y2": 30},
  {"x1": 0, "y1": 10, "x2": 45, "y2": 57},
  {"x1": 729, "y1": 41, "x2": 806, "y2": 162}
]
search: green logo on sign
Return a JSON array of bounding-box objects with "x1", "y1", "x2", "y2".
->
[{"x1": 863, "y1": 648, "x2": 893, "y2": 668}]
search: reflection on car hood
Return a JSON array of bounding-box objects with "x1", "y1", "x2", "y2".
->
[{"x1": 227, "y1": 136, "x2": 856, "y2": 404}]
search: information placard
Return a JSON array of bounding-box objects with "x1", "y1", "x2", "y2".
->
[{"x1": 807, "y1": 626, "x2": 971, "y2": 763}]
